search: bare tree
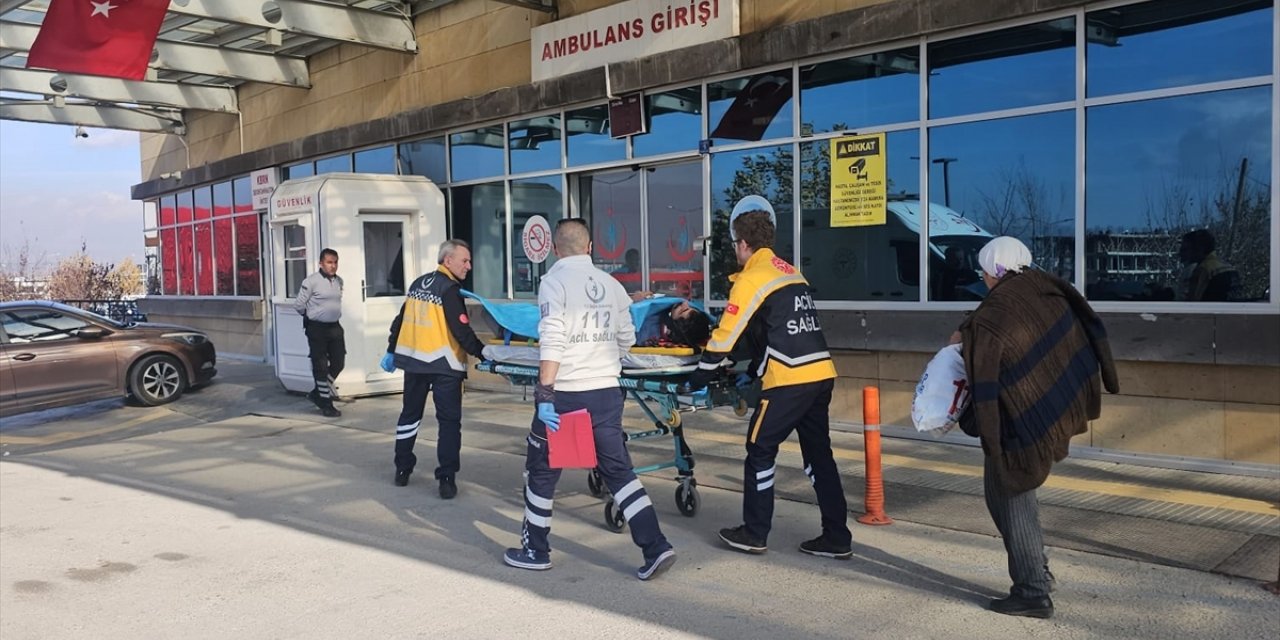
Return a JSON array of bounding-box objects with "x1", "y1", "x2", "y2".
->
[{"x1": 0, "y1": 238, "x2": 49, "y2": 301}]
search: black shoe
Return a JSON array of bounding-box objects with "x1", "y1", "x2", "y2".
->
[
  {"x1": 439, "y1": 475, "x2": 457, "y2": 499},
  {"x1": 718, "y1": 525, "x2": 767, "y2": 554},
  {"x1": 394, "y1": 470, "x2": 411, "y2": 487},
  {"x1": 307, "y1": 389, "x2": 322, "y2": 407},
  {"x1": 637, "y1": 548, "x2": 676, "y2": 581},
  {"x1": 989, "y1": 595, "x2": 1054, "y2": 619},
  {"x1": 320, "y1": 405, "x2": 341, "y2": 417},
  {"x1": 1046, "y1": 569, "x2": 1057, "y2": 593},
  {"x1": 798, "y1": 535, "x2": 853, "y2": 559}
]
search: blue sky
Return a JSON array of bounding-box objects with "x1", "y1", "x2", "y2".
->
[{"x1": 0, "y1": 120, "x2": 143, "y2": 272}]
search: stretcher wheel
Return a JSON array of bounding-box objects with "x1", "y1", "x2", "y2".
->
[
  {"x1": 586, "y1": 468, "x2": 605, "y2": 498},
  {"x1": 603, "y1": 500, "x2": 627, "y2": 533},
  {"x1": 675, "y1": 482, "x2": 699, "y2": 517},
  {"x1": 733, "y1": 398, "x2": 750, "y2": 417},
  {"x1": 665, "y1": 408, "x2": 682, "y2": 427}
]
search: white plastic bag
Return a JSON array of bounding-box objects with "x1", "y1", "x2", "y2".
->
[{"x1": 911, "y1": 344, "x2": 970, "y2": 435}]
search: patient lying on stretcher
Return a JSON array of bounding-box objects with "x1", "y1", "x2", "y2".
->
[{"x1": 629, "y1": 292, "x2": 713, "y2": 350}]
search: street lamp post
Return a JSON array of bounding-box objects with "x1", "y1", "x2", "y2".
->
[{"x1": 932, "y1": 157, "x2": 958, "y2": 207}]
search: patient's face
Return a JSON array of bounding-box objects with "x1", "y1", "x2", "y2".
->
[{"x1": 671, "y1": 301, "x2": 696, "y2": 320}]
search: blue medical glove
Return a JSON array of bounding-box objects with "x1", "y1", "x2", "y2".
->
[
  {"x1": 537, "y1": 402, "x2": 560, "y2": 432},
  {"x1": 379, "y1": 353, "x2": 396, "y2": 373},
  {"x1": 734, "y1": 372, "x2": 753, "y2": 388}
]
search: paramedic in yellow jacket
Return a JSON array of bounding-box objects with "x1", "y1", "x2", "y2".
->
[
  {"x1": 686, "y1": 195, "x2": 853, "y2": 559},
  {"x1": 381, "y1": 239, "x2": 495, "y2": 499}
]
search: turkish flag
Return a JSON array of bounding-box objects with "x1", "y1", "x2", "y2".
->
[
  {"x1": 26, "y1": 0, "x2": 170, "y2": 80},
  {"x1": 710, "y1": 71, "x2": 795, "y2": 142}
]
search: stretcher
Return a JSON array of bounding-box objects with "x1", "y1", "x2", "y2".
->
[{"x1": 475, "y1": 355, "x2": 751, "y2": 532}]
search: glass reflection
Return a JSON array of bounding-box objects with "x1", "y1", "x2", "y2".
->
[
  {"x1": 450, "y1": 181, "x2": 508, "y2": 297},
  {"x1": 800, "y1": 48, "x2": 920, "y2": 135},
  {"x1": 566, "y1": 105, "x2": 626, "y2": 167},
  {"x1": 928, "y1": 110, "x2": 1075, "y2": 299},
  {"x1": 709, "y1": 144, "x2": 794, "y2": 300},
  {"x1": 580, "y1": 169, "x2": 642, "y2": 292},
  {"x1": 1087, "y1": 0, "x2": 1273, "y2": 98},
  {"x1": 450, "y1": 126, "x2": 505, "y2": 182},
  {"x1": 354, "y1": 146, "x2": 396, "y2": 174},
  {"x1": 633, "y1": 86, "x2": 702, "y2": 157},
  {"x1": 929, "y1": 18, "x2": 1075, "y2": 118},
  {"x1": 511, "y1": 176, "x2": 564, "y2": 299},
  {"x1": 708, "y1": 70, "x2": 796, "y2": 144},
  {"x1": 399, "y1": 137, "x2": 447, "y2": 184},
  {"x1": 314, "y1": 154, "x2": 352, "y2": 175},
  {"x1": 1086, "y1": 87, "x2": 1271, "y2": 302},
  {"x1": 646, "y1": 162, "x2": 704, "y2": 300},
  {"x1": 800, "y1": 130, "x2": 920, "y2": 301},
  {"x1": 284, "y1": 162, "x2": 314, "y2": 180},
  {"x1": 509, "y1": 115, "x2": 562, "y2": 174}
]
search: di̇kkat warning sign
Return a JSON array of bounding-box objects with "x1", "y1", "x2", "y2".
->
[{"x1": 830, "y1": 133, "x2": 887, "y2": 228}]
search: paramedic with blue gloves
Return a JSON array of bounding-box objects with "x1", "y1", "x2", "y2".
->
[
  {"x1": 685, "y1": 196, "x2": 852, "y2": 560},
  {"x1": 383, "y1": 239, "x2": 496, "y2": 499},
  {"x1": 504, "y1": 218, "x2": 677, "y2": 581}
]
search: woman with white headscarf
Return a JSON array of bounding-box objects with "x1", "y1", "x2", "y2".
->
[{"x1": 952, "y1": 236, "x2": 1119, "y2": 619}]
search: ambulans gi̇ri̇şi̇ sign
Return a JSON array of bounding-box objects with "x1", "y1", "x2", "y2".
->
[
  {"x1": 531, "y1": 0, "x2": 739, "y2": 82},
  {"x1": 829, "y1": 133, "x2": 887, "y2": 228},
  {"x1": 522, "y1": 215, "x2": 552, "y2": 264}
]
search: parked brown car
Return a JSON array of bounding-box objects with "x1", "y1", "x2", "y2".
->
[{"x1": 0, "y1": 301, "x2": 217, "y2": 417}]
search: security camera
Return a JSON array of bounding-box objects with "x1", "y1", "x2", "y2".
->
[{"x1": 74, "y1": 126, "x2": 88, "y2": 139}]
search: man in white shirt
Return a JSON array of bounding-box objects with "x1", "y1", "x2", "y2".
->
[{"x1": 503, "y1": 219, "x2": 677, "y2": 581}]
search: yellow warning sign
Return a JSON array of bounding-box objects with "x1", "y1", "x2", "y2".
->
[{"x1": 830, "y1": 133, "x2": 887, "y2": 228}]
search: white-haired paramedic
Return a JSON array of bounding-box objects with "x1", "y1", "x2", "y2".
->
[
  {"x1": 381, "y1": 239, "x2": 495, "y2": 500},
  {"x1": 503, "y1": 218, "x2": 677, "y2": 581},
  {"x1": 686, "y1": 196, "x2": 853, "y2": 559}
]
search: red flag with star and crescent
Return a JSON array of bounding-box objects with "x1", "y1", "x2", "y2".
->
[{"x1": 26, "y1": 0, "x2": 170, "y2": 81}]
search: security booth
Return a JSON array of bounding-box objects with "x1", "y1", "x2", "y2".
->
[{"x1": 268, "y1": 173, "x2": 446, "y2": 397}]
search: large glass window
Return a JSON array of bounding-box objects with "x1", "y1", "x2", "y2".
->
[
  {"x1": 283, "y1": 223, "x2": 308, "y2": 296},
  {"x1": 193, "y1": 187, "x2": 213, "y2": 295},
  {"x1": 1086, "y1": 87, "x2": 1271, "y2": 302},
  {"x1": 800, "y1": 48, "x2": 920, "y2": 135},
  {"x1": 708, "y1": 70, "x2": 795, "y2": 144},
  {"x1": 710, "y1": 144, "x2": 795, "y2": 300},
  {"x1": 1087, "y1": 1, "x2": 1273, "y2": 98},
  {"x1": 800, "y1": 130, "x2": 921, "y2": 301},
  {"x1": 161, "y1": 227, "x2": 177, "y2": 295},
  {"x1": 315, "y1": 154, "x2": 352, "y2": 175},
  {"x1": 284, "y1": 162, "x2": 314, "y2": 180},
  {"x1": 450, "y1": 126, "x2": 505, "y2": 182},
  {"x1": 509, "y1": 115, "x2": 562, "y2": 174},
  {"x1": 511, "y1": 176, "x2": 564, "y2": 299},
  {"x1": 178, "y1": 226, "x2": 195, "y2": 294},
  {"x1": 232, "y1": 176, "x2": 261, "y2": 296},
  {"x1": 354, "y1": 146, "x2": 396, "y2": 173},
  {"x1": 928, "y1": 110, "x2": 1075, "y2": 299},
  {"x1": 177, "y1": 189, "x2": 193, "y2": 224},
  {"x1": 399, "y1": 137, "x2": 447, "y2": 183},
  {"x1": 580, "y1": 169, "x2": 642, "y2": 292},
  {"x1": 929, "y1": 18, "x2": 1075, "y2": 118},
  {"x1": 632, "y1": 86, "x2": 702, "y2": 158},
  {"x1": 213, "y1": 182, "x2": 234, "y2": 295},
  {"x1": 645, "y1": 162, "x2": 704, "y2": 299},
  {"x1": 160, "y1": 195, "x2": 176, "y2": 226},
  {"x1": 450, "y1": 181, "x2": 507, "y2": 297},
  {"x1": 566, "y1": 105, "x2": 626, "y2": 167}
]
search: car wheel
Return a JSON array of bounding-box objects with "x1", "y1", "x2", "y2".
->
[{"x1": 129, "y1": 354, "x2": 187, "y2": 406}]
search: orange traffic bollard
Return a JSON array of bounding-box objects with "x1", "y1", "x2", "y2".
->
[{"x1": 857, "y1": 386, "x2": 894, "y2": 525}]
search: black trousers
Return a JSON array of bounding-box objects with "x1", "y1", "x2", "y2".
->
[
  {"x1": 984, "y1": 456, "x2": 1052, "y2": 598},
  {"x1": 305, "y1": 321, "x2": 345, "y2": 401},
  {"x1": 393, "y1": 372, "x2": 463, "y2": 479},
  {"x1": 521, "y1": 387, "x2": 672, "y2": 562},
  {"x1": 742, "y1": 378, "x2": 850, "y2": 545}
]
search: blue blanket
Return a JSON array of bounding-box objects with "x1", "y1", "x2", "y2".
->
[{"x1": 463, "y1": 290, "x2": 708, "y2": 345}]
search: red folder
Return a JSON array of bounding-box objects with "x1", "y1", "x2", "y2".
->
[{"x1": 547, "y1": 409, "x2": 597, "y2": 469}]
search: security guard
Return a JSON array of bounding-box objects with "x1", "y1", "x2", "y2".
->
[
  {"x1": 295, "y1": 248, "x2": 344, "y2": 418},
  {"x1": 687, "y1": 195, "x2": 853, "y2": 559},
  {"x1": 381, "y1": 239, "x2": 494, "y2": 499},
  {"x1": 503, "y1": 219, "x2": 676, "y2": 581}
]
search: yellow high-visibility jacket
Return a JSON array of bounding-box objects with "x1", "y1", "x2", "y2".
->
[
  {"x1": 698, "y1": 248, "x2": 836, "y2": 390},
  {"x1": 386, "y1": 266, "x2": 485, "y2": 376}
]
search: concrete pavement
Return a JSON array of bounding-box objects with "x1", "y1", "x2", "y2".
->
[{"x1": 2, "y1": 361, "x2": 1278, "y2": 638}]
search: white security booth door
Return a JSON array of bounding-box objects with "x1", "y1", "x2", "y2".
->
[
  {"x1": 269, "y1": 214, "x2": 317, "y2": 394},
  {"x1": 351, "y1": 213, "x2": 412, "y2": 393}
]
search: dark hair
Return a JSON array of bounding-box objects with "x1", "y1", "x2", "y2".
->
[
  {"x1": 554, "y1": 218, "x2": 591, "y2": 255},
  {"x1": 732, "y1": 211, "x2": 775, "y2": 251},
  {"x1": 320, "y1": 248, "x2": 339, "y2": 261},
  {"x1": 665, "y1": 309, "x2": 712, "y2": 348},
  {"x1": 1181, "y1": 229, "x2": 1215, "y2": 253}
]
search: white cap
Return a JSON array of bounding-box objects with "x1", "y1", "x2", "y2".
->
[{"x1": 729, "y1": 195, "x2": 777, "y2": 241}]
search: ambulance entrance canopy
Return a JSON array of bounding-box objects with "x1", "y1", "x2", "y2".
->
[{"x1": 268, "y1": 173, "x2": 446, "y2": 397}]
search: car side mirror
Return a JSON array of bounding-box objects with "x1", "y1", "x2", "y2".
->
[{"x1": 76, "y1": 327, "x2": 111, "y2": 339}]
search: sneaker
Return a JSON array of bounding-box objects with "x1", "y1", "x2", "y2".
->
[
  {"x1": 718, "y1": 525, "x2": 767, "y2": 554},
  {"x1": 989, "y1": 594, "x2": 1054, "y2": 619},
  {"x1": 320, "y1": 405, "x2": 341, "y2": 418},
  {"x1": 503, "y1": 547, "x2": 551, "y2": 571},
  {"x1": 798, "y1": 535, "x2": 853, "y2": 559},
  {"x1": 439, "y1": 475, "x2": 457, "y2": 500},
  {"x1": 637, "y1": 548, "x2": 676, "y2": 581},
  {"x1": 394, "y1": 470, "x2": 411, "y2": 487}
]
